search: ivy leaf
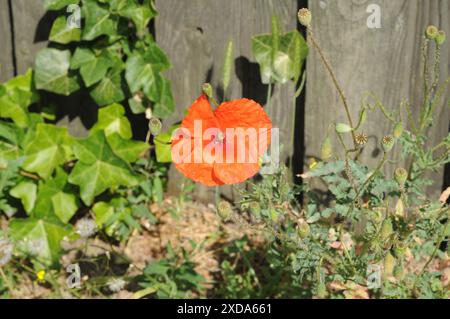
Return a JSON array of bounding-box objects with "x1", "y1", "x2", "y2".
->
[
  {"x1": 80, "y1": 55, "x2": 113, "y2": 87},
  {"x1": 9, "y1": 217, "x2": 71, "y2": 265},
  {"x1": 125, "y1": 43, "x2": 170, "y2": 94},
  {"x1": 0, "y1": 70, "x2": 38, "y2": 127},
  {"x1": 107, "y1": 133, "x2": 149, "y2": 163},
  {"x1": 44, "y1": 0, "x2": 79, "y2": 10},
  {"x1": 70, "y1": 47, "x2": 96, "y2": 69},
  {"x1": 118, "y1": 0, "x2": 157, "y2": 32},
  {"x1": 89, "y1": 66, "x2": 125, "y2": 106},
  {"x1": 9, "y1": 181, "x2": 37, "y2": 213},
  {"x1": 154, "y1": 126, "x2": 178, "y2": 163},
  {"x1": 148, "y1": 75, "x2": 175, "y2": 119},
  {"x1": 49, "y1": 16, "x2": 81, "y2": 44},
  {"x1": 33, "y1": 168, "x2": 78, "y2": 223},
  {"x1": 68, "y1": 131, "x2": 140, "y2": 205},
  {"x1": 35, "y1": 49, "x2": 81, "y2": 95},
  {"x1": 22, "y1": 124, "x2": 71, "y2": 179},
  {"x1": 90, "y1": 103, "x2": 132, "y2": 139},
  {"x1": 82, "y1": 0, "x2": 118, "y2": 41},
  {"x1": 92, "y1": 201, "x2": 115, "y2": 228}
]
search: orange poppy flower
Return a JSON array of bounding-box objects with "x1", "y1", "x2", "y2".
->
[{"x1": 171, "y1": 95, "x2": 272, "y2": 186}]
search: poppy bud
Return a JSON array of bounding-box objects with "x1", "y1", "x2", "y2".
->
[
  {"x1": 335, "y1": 123, "x2": 353, "y2": 134},
  {"x1": 394, "y1": 167, "x2": 407, "y2": 187},
  {"x1": 395, "y1": 199, "x2": 404, "y2": 219},
  {"x1": 393, "y1": 122, "x2": 403, "y2": 139},
  {"x1": 320, "y1": 136, "x2": 333, "y2": 160},
  {"x1": 436, "y1": 30, "x2": 446, "y2": 45},
  {"x1": 145, "y1": 107, "x2": 153, "y2": 120},
  {"x1": 202, "y1": 83, "x2": 213, "y2": 98},
  {"x1": 380, "y1": 219, "x2": 393, "y2": 242},
  {"x1": 393, "y1": 264, "x2": 405, "y2": 280},
  {"x1": 249, "y1": 202, "x2": 261, "y2": 219},
  {"x1": 383, "y1": 253, "x2": 396, "y2": 277},
  {"x1": 425, "y1": 25, "x2": 439, "y2": 39},
  {"x1": 297, "y1": 219, "x2": 311, "y2": 238},
  {"x1": 217, "y1": 200, "x2": 232, "y2": 221},
  {"x1": 381, "y1": 135, "x2": 395, "y2": 153},
  {"x1": 148, "y1": 117, "x2": 162, "y2": 136},
  {"x1": 298, "y1": 8, "x2": 312, "y2": 27}
]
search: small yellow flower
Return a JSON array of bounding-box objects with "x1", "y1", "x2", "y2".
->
[{"x1": 36, "y1": 270, "x2": 46, "y2": 283}]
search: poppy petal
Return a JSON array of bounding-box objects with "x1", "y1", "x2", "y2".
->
[
  {"x1": 213, "y1": 162, "x2": 260, "y2": 185},
  {"x1": 182, "y1": 94, "x2": 220, "y2": 135}
]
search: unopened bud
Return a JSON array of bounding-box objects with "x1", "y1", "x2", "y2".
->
[
  {"x1": 298, "y1": 8, "x2": 312, "y2": 27},
  {"x1": 436, "y1": 30, "x2": 446, "y2": 45},
  {"x1": 426, "y1": 25, "x2": 439, "y2": 39},
  {"x1": 145, "y1": 108, "x2": 153, "y2": 120},
  {"x1": 381, "y1": 135, "x2": 395, "y2": 153},
  {"x1": 297, "y1": 219, "x2": 311, "y2": 239},
  {"x1": 394, "y1": 167, "x2": 407, "y2": 187},
  {"x1": 249, "y1": 202, "x2": 261, "y2": 219},
  {"x1": 383, "y1": 252, "x2": 396, "y2": 277},
  {"x1": 217, "y1": 201, "x2": 233, "y2": 221},
  {"x1": 148, "y1": 117, "x2": 162, "y2": 136},
  {"x1": 393, "y1": 122, "x2": 403, "y2": 139},
  {"x1": 380, "y1": 219, "x2": 393, "y2": 242},
  {"x1": 202, "y1": 83, "x2": 213, "y2": 98},
  {"x1": 395, "y1": 199, "x2": 405, "y2": 219},
  {"x1": 335, "y1": 123, "x2": 353, "y2": 134},
  {"x1": 320, "y1": 136, "x2": 333, "y2": 160}
]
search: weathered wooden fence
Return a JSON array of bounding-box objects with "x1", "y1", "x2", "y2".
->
[{"x1": 0, "y1": 0, "x2": 449, "y2": 201}]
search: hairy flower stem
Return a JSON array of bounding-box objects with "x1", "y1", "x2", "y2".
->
[
  {"x1": 307, "y1": 28, "x2": 357, "y2": 148},
  {"x1": 412, "y1": 215, "x2": 449, "y2": 295},
  {"x1": 347, "y1": 152, "x2": 388, "y2": 216},
  {"x1": 289, "y1": 72, "x2": 306, "y2": 171}
]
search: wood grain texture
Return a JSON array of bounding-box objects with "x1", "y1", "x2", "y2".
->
[
  {"x1": 155, "y1": 0, "x2": 298, "y2": 202},
  {"x1": 0, "y1": 0, "x2": 14, "y2": 81},
  {"x1": 305, "y1": 0, "x2": 450, "y2": 196}
]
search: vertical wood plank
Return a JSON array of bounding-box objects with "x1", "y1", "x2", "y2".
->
[
  {"x1": 156, "y1": 0, "x2": 298, "y2": 202},
  {"x1": 305, "y1": 0, "x2": 450, "y2": 196},
  {"x1": 0, "y1": 0, "x2": 14, "y2": 81}
]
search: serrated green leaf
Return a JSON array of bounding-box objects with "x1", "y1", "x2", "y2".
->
[
  {"x1": 90, "y1": 103, "x2": 132, "y2": 139},
  {"x1": 35, "y1": 49, "x2": 80, "y2": 95},
  {"x1": 89, "y1": 66, "x2": 125, "y2": 106},
  {"x1": 22, "y1": 124, "x2": 71, "y2": 179},
  {"x1": 9, "y1": 217, "x2": 71, "y2": 265},
  {"x1": 107, "y1": 133, "x2": 149, "y2": 163},
  {"x1": 44, "y1": 0, "x2": 79, "y2": 10},
  {"x1": 10, "y1": 182, "x2": 37, "y2": 213},
  {"x1": 49, "y1": 15, "x2": 81, "y2": 44},
  {"x1": 82, "y1": 0, "x2": 118, "y2": 41},
  {"x1": 68, "y1": 131, "x2": 139, "y2": 205}
]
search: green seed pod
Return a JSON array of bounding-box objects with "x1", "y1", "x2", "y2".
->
[
  {"x1": 394, "y1": 167, "x2": 408, "y2": 187},
  {"x1": 383, "y1": 252, "x2": 396, "y2": 277},
  {"x1": 217, "y1": 201, "x2": 233, "y2": 221},
  {"x1": 320, "y1": 136, "x2": 333, "y2": 161},
  {"x1": 393, "y1": 122, "x2": 404, "y2": 139},
  {"x1": 436, "y1": 30, "x2": 446, "y2": 45},
  {"x1": 148, "y1": 117, "x2": 162, "y2": 136},
  {"x1": 249, "y1": 202, "x2": 261, "y2": 219},
  {"x1": 297, "y1": 219, "x2": 311, "y2": 239},
  {"x1": 380, "y1": 219, "x2": 393, "y2": 242},
  {"x1": 426, "y1": 25, "x2": 439, "y2": 40},
  {"x1": 335, "y1": 123, "x2": 353, "y2": 134},
  {"x1": 297, "y1": 8, "x2": 312, "y2": 27},
  {"x1": 355, "y1": 133, "x2": 368, "y2": 146},
  {"x1": 202, "y1": 83, "x2": 213, "y2": 98},
  {"x1": 381, "y1": 135, "x2": 395, "y2": 153}
]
